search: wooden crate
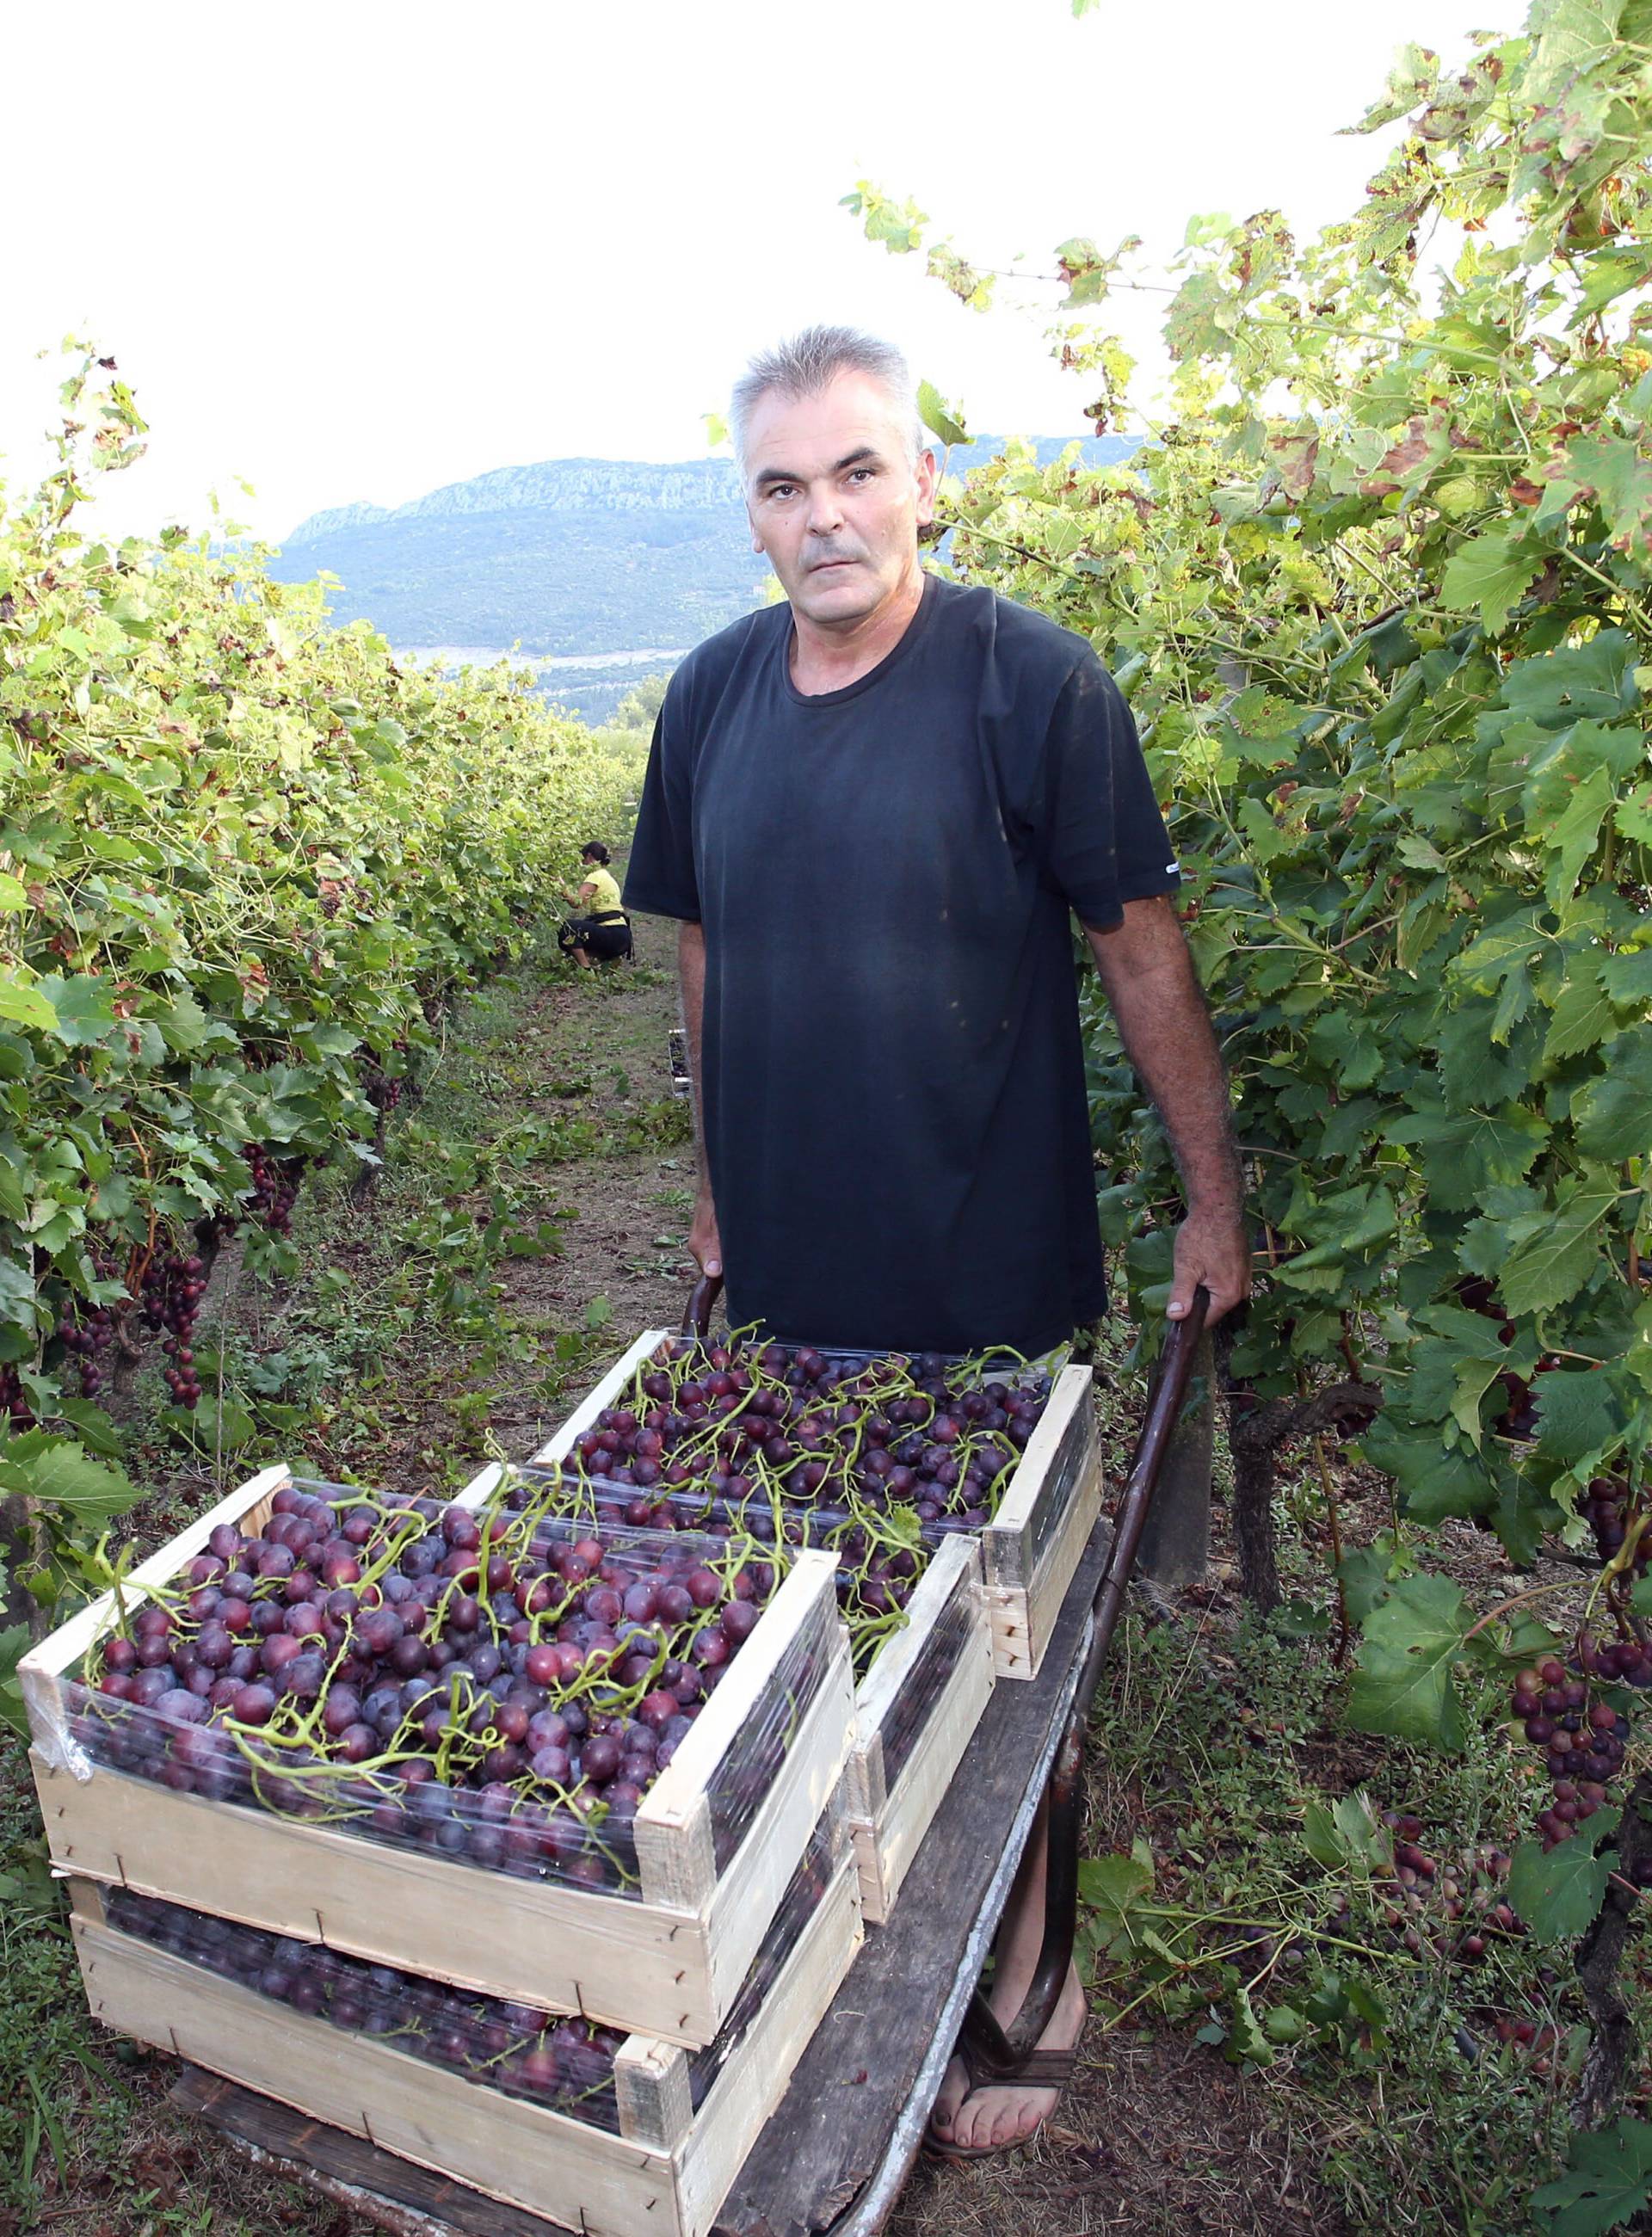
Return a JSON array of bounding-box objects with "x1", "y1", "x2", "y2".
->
[
  {"x1": 67, "y1": 1852, "x2": 863, "y2": 2237},
  {"x1": 843, "y1": 1533, "x2": 994, "y2": 1924},
  {"x1": 21, "y1": 1463, "x2": 856, "y2": 2047},
  {"x1": 515, "y1": 1331, "x2": 1102, "y2": 1680}
]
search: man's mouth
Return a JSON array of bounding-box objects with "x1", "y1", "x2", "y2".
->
[{"x1": 810, "y1": 558, "x2": 856, "y2": 572}]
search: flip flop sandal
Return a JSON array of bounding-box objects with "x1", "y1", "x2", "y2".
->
[{"x1": 922, "y1": 2045, "x2": 1078, "y2": 2163}]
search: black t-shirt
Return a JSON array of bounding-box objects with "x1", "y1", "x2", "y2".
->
[{"x1": 624, "y1": 571, "x2": 1178, "y2": 1355}]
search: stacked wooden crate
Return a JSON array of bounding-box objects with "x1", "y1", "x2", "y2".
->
[{"x1": 21, "y1": 1464, "x2": 863, "y2": 2237}]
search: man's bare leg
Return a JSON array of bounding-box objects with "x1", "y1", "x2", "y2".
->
[{"x1": 928, "y1": 1797, "x2": 1088, "y2": 2153}]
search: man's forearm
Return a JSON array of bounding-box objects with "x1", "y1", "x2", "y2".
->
[{"x1": 1085, "y1": 897, "x2": 1242, "y2": 1212}]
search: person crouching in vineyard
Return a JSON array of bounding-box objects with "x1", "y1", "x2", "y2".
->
[
  {"x1": 558, "y1": 841, "x2": 633, "y2": 966},
  {"x1": 624, "y1": 325, "x2": 1251, "y2": 2158}
]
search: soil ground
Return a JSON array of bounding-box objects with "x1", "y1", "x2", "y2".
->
[{"x1": 2, "y1": 896, "x2": 1643, "y2": 2237}]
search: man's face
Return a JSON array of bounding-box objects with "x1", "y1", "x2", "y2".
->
[{"x1": 743, "y1": 372, "x2": 937, "y2": 632}]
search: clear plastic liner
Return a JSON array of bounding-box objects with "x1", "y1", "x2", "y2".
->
[
  {"x1": 105, "y1": 1883, "x2": 627, "y2": 2128},
  {"x1": 873, "y1": 1573, "x2": 977, "y2": 1796},
  {"x1": 100, "y1": 1803, "x2": 848, "y2": 2131},
  {"x1": 57, "y1": 1481, "x2": 810, "y2": 1901},
  {"x1": 699, "y1": 1579, "x2": 840, "y2": 1872}
]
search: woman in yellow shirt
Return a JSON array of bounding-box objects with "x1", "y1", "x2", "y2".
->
[{"x1": 558, "y1": 841, "x2": 633, "y2": 967}]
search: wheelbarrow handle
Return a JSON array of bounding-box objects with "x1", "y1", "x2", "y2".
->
[{"x1": 682, "y1": 1269, "x2": 724, "y2": 1339}]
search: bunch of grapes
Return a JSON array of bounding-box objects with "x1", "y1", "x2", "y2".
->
[
  {"x1": 1355, "y1": 1811, "x2": 1521, "y2": 1963},
  {"x1": 245, "y1": 1143, "x2": 305, "y2": 1236},
  {"x1": 140, "y1": 1251, "x2": 208, "y2": 1408},
  {"x1": 0, "y1": 1363, "x2": 33, "y2": 1426},
  {"x1": 109, "y1": 1885, "x2": 630, "y2": 2120},
  {"x1": 1508, "y1": 1642, "x2": 1644, "y2": 1850},
  {"x1": 502, "y1": 1335, "x2": 1053, "y2": 1668},
  {"x1": 56, "y1": 1303, "x2": 115, "y2": 1397},
  {"x1": 364, "y1": 1038, "x2": 410, "y2": 1116},
  {"x1": 73, "y1": 1482, "x2": 792, "y2": 1897},
  {"x1": 1579, "y1": 1475, "x2": 1649, "y2": 1575},
  {"x1": 541, "y1": 1336, "x2": 1050, "y2": 1538}
]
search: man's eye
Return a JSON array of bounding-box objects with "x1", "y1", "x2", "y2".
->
[{"x1": 848, "y1": 467, "x2": 875, "y2": 483}]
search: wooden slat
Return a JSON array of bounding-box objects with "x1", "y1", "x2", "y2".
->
[
  {"x1": 676, "y1": 1861, "x2": 861, "y2": 2234},
  {"x1": 34, "y1": 1747, "x2": 725, "y2": 2042},
  {"x1": 175, "y1": 2068, "x2": 573, "y2": 2237},
  {"x1": 613, "y1": 2036, "x2": 695, "y2": 2151},
  {"x1": 701, "y1": 1642, "x2": 855, "y2": 2017}
]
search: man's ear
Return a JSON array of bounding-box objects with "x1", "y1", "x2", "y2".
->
[{"x1": 915, "y1": 445, "x2": 939, "y2": 528}]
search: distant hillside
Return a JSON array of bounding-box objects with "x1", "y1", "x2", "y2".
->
[{"x1": 268, "y1": 438, "x2": 1137, "y2": 667}]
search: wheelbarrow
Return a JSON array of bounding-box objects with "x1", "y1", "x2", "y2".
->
[{"x1": 173, "y1": 1280, "x2": 1211, "y2": 2237}]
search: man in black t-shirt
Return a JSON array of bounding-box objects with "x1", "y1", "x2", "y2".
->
[{"x1": 626, "y1": 327, "x2": 1248, "y2": 2156}]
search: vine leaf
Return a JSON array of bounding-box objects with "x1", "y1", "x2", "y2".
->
[
  {"x1": 1440, "y1": 526, "x2": 1541, "y2": 635},
  {"x1": 1499, "y1": 1185, "x2": 1619, "y2": 1316},
  {"x1": 916, "y1": 381, "x2": 971, "y2": 449},
  {"x1": 0, "y1": 1433, "x2": 139, "y2": 1523},
  {"x1": 1507, "y1": 1814, "x2": 1621, "y2": 1945},
  {"x1": 1574, "y1": 1035, "x2": 1652, "y2": 1162},
  {"x1": 1532, "y1": 2115, "x2": 1652, "y2": 2237},
  {"x1": 1347, "y1": 1573, "x2": 1474, "y2": 1752}
]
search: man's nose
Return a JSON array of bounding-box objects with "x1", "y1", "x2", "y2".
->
[{"x1": 804, "y1": 484, "x2": 844, "y2": 533}]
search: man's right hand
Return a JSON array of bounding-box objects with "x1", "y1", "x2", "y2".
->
[{"x1": 688, "y1": 1184, "x2": 723, "y2": 1280}]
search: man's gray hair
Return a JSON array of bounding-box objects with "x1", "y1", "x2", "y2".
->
[{"x1": 730, "y1": 326, "x2": 928, "y2": 481}]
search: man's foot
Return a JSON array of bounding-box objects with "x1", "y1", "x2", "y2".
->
[{"x1": 928, "y1": 1960, "x2": 1087, "y2": 2156}]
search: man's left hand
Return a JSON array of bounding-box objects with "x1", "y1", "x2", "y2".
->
[{"x1": 1168, "y1": 1203, "x2": 1250, "y2": 1328}]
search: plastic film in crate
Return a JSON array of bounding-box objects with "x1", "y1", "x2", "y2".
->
[
  {"x1": 684, "y1": 1804, "x2": 848, "y2": 2111},
  {"x1": 1024, "y1": 1375, "x2": 1098, "y2": 1580},
  {"x1": 57, "y1": 1479, "x2": 798, "y2": 1902},
  {"x1": 695, "y1": 1574, "x2": 841, "y2": 1872},
  {"x1": 104, "y1": 1886, "x2": 627, "y2": 2127},
  {"x1": 871, "y1": 1568, "x2": 978, "y2": 1796}
]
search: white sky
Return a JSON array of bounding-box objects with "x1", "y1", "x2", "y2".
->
[{"x1": 2, "y1": 0, "x2": 1506, "y2": 544}]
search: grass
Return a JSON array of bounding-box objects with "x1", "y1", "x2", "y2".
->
[{"x1": 1071, "y1": 1531, "x2": 1637, "y2": 2234}]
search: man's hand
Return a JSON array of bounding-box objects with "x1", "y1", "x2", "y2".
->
[
  {"x1": 688, "y1": 1180, "x2": 723, "y2": 1282},
  {"x1": 1085, "y1": 895, "x2": 1250, "y2": 1330},
  {"x1": 1169, "y1": 1203, "x2": 1250, "y2": 1325}
]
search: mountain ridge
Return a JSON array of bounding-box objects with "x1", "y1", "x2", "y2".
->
[{"x1": 267, "y1": 436, "x2": 1138, "y2": 706}]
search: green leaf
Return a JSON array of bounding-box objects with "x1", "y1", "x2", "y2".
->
[
  {"x1": 1544, "y1": 966, "x2": 1619, "y2": 1064},
  {"x1": 1575, "y1": 1035, "x2": 1652, "y2": 1161},
  {"x1": 1534, "y1": 1368, "x2": 1628, "y2": 1467},
  {"x1": 1439, "y1": 527, "x2": 1541, "y2": 636},
  {"x1": 1543, "y1": 762, "x2": 1617, "y2": 909},
  {"x1": 916, "y1": 380, "x2": 971, "y2": 449},
  {"x1": 1077, "y1": 1843, "x2": 1156, "y2": 1954},
  {"x1": 0, "y1": 873, "x2": 28, "y2": 910},
  {"x1": 35, "y1": 974, "x2": 118, "y2": 1049},
  {"x1": 0, "y1": 974, "x2": 58, "y2": 1032},
  {"x1": 0, "y1": 1434, "x2": 138, "y2": 1522},
  {"x1": 1347, "y1": 1573, "x2": 1473, "y2": 1752},
  {"x1": 0, "y1": 1621, "x2": 30, "y2": 1739},
  {"x1": 1601, "y1": 949, "x2": 1652, "y2": 1008},
  {"x1": 49, "y1": 1397, "x2": 124, "y2": 1459},
  {"x1": 1507, "y1": 1816, "x2": 1620, "y2": 1944},
  {"x1": 1499, "y1": 1185, "x2": 1618, "y2": 1316},
  {"x1": 1532, "y1": 2114, "x2": 1652, "y2": 2237}
]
